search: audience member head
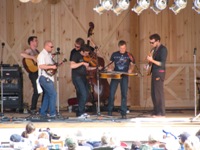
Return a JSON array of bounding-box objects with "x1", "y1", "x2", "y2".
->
[
  {"x1": 21, "y1": 131, "x2": 28, "y2": 138},
  {"x1": 10, "y1": 134, "x2": 24, "y2": 142},
  {"x1": 178, "y1": 132, "x2": 190, "y2": 144},
  {"x1": 25, "y1": 122, "x2": 36, "y2": 134},
  {"x1": 65, "y1": 137, "x2": 78, "y2": 150}
]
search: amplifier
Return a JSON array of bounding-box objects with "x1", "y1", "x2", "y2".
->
[
  {"x1": 1, "y1": 95, "x2": 23, "y2": 109},
  {"x1": 1, "y1": 64, "x2": 22, "y2": 78}
]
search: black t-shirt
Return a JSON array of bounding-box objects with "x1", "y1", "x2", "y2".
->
[
  {"x1": 69, "y1": 48, "x2": 77, "y2": 61},
  {"x1": 152, "y1": 44, "x2": 167, "y2": 71},
  {"x1": 110, "y1": 51, "x2": 135, "y2": 72},
  {"x1": 71, "y1": 50, "x2": 87, "y2": 77}
]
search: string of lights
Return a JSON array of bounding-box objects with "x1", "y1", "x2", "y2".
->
[{"x1": 18, "y1": 0, "x2": 200, "y2": 15}]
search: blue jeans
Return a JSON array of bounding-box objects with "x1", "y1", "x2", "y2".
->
[
  {"x1": 39, "y1": 76, "x2": 57, "y2": 116},
  {"x1": 72, "y1": 76, "x2": 89, "y2": 116},
  {"x1": 108, "y1": 76, "x2": 128, "y2": 115}
]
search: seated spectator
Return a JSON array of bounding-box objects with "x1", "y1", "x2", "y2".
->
[
  {"x1": 139, "y1": 133, "x2": 165, "y2": 150},
  {"x1": 131, "y1": 141, "x2": 141, "y2": 150},
  {"x1": 21, "y1": 122, "x2": 39, "y2": 149},
  {"x1": 64, "y1": 136, "x2": 91, "y2": 150},
  {"x1": 184, "y1": 135, "x2": 200, "y2": 150},
  {"x1": 35, "y1": 132, "x2": 50, "y2": 150},
  {"x1": 94, "y1": 133, "x2": 125, "y2": 150},
  {"x1": 178, "y1": 132, "x2": 190, "y2": 150},
  {"x1": 195, "y1": 129, "x2": 200, "y2": 140}
]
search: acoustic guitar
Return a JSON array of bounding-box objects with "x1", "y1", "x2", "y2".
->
[
  {"x1": 145, "y1": 49, "x2": 154, "y2": 76},
  {"x1": 100, "y1": 71, "x2": 138, "y2": 79},
  {"x1": 22, "y1": 55, "x2": 38, "y2": 73},
  {"x1": 45, "y1": 58, "x2": 67, "y2": 76}
]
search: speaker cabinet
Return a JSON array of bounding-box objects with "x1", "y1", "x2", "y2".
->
[{"x1": 0, "y1": 64, "x2": 23, "y2": 110}]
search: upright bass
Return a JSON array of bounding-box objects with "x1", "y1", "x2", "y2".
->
[{"x1": 84, "y1": 22, "x2": 110, "y2": 106}]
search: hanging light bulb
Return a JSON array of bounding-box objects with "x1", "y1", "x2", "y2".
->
[
  {"x1": 132, "y1": 0, "x2": 150, "y2": 15},
  {"x1": 112, "y1": 0, "x2": 130, "y2": 16},
  {"x1": 93, "y1": 0, "x2": 113, "y2": 15},
  {"x1": 192, "y1": 0, "x2": 200, "y2": 14},
  {"x1": 150, "y1": 0, "x2": 168, "y2": 14},
  {"x1": 169, "y1": 0, "x2": 187, "y2": 15},
  {"x1": 19, "y1": 0, "x2": 30, "y2": 3}
]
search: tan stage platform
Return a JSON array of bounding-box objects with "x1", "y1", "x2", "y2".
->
[{"x1": 0, "y1": 109, "x2": 200, "y2": 143}]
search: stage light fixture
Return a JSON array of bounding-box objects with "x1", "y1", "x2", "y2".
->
[
  {"x1": 150, "y1": 0, "x2": 168, "y2": 14},
  {"x1": 93, "y1": 0, "x2": 113, "y2": 15},
  {"x1": 192, "y1": 0, "x2": 200, "y2": 14},
  {"x1": 131, "y1": 0, "x2": 150, "y2": 15},
  {"x1": 169, "y1": 0, "x2": 187, "y2": 15},
  {"x1": 19, "y1": 0, "x2": 30, "y2": 2},
  {"x1": 112, "y1": 0, "x2": 130, "y2": 15}
]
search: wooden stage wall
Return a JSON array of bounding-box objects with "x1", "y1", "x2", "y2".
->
[{"x1": 0, "y1": 0, "x2": 200, "y2": 110}]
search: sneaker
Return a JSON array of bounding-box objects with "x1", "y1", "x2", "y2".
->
[
  {"x1": 48, "y1": 114, "x2": 56, "y2": 118},
  {"x1": 77, "y1": 113, "x2": 90, "y2": 119},
  {"x1": 83, "y1": 113, "x2": 90, "y2": 118}
]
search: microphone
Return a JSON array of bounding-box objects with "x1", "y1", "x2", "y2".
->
[
  {"x1": 2, "y1": 42, "x2": 5, "y2": 48},
  {"x1": 52, "y1": 52, "x2": 60, "y2": 55},
  {"x1": 52, "y1": 47, "x2": 61, "y2": 55},
  {"x1": 194, "y1": 48, "x2": 197, "y2": 55}
]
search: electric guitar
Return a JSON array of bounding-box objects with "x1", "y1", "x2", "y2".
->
[
  {"x1": 45, "y1": 58, "x2": 67, "y2": 76},
  {"x1": 22, "y1": 55, "x2": 38, "y2": 73}
]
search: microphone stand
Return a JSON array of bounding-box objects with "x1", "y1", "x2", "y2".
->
[
  {"x1": 134, "y1": 64, "x2": 143, "y2": 77},
  {"x1": 191, "y1": 48, "x2": 199, "y2": 121},
  {"x1": 0, "y1": 43, "x2": 5, "y2": 118},
  {"x1": 95, "y1": 47, "x2": 101, "y2": 116},
  {"x1": 54, "y1": 48, "x2": 62, "y2": 118}
]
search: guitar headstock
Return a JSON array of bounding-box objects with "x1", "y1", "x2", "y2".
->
[{"x1": 63, "y1": 58, "x2": 67, "y2": 62}]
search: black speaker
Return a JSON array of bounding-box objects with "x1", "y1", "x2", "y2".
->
[{"x1": 0, "y1": 64, "x2": 23, "y2": 110}]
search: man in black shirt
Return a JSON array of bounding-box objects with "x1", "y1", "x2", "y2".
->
[
  {"x1": 70, "y1": 44, "x2": 90, "y2": 118},
  {"x1": 107, "y1": 40, "x2": 135, "y2": 119},
  {"x1": 147, "y1": 33, "x2": 168, "y2": 118}
]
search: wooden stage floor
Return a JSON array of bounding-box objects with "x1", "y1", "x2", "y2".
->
[{"x1": 0, "y1": 109, "x2": 200, "y2": 142}]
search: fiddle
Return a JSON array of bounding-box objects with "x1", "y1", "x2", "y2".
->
[{"x1": 83, "y1": 55, "x2": 97, "y2": 67}]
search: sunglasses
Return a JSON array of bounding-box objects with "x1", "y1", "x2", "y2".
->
[
  {"x1": 150, "y1": 40, "x2": 157, "y2": 44},
  {"x1": 150, "y1": 42, "x2": 155, "y2": 44}
]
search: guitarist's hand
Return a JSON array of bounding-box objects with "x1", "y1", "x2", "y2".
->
[
  {"x1": 32, "y1": 56, "x2": 37, "y2": 63},
  {"x1": 147, "y1": 56, "x2": 153, "y2": 62},
  {"x1": 128, "y1": 69, "x2": 133, "y2": 74},
  {"x1": 50, "y1": 65, "x2": 57, "y2": 70}
]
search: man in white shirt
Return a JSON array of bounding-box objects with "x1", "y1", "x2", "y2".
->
[{"x1": 37, "y1": 40, "x2": 57, "y2": 118}]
